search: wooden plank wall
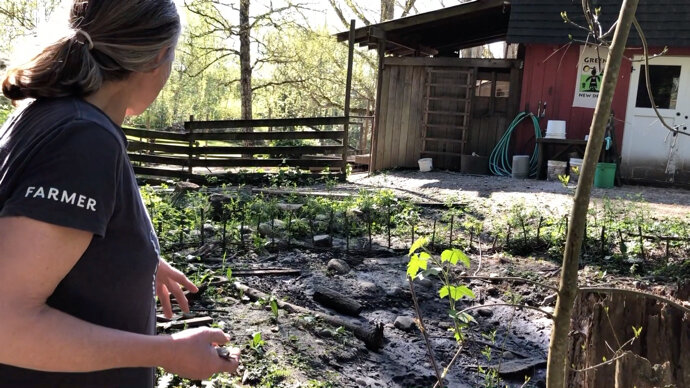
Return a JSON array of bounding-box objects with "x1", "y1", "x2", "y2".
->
[
  {"x1": 373, "y1": 57, "x2": 522, "y2": 172},
  {"x1": 374, "y1": 64, "x2": 425, "y2": 171}
]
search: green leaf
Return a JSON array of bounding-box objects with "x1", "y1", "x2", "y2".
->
[
  {"x1": 633, "y1": 326, "x2": 643, "y2": 338},
  {"x1": 408, "y1": 237, "x2": 429, "y2": 256},
  {"x1": 420, "y1": 267, "x2": 442, "y2": 279},
  {"x1": 441, "y1": 249, "x2": 470, "y2": 268},
  {"x1": 226, "y1": 267, "x2": 233, "y2": 280},
  {"x1": 407, "y1": 253, "x2": 428, "y2": 278},
  {"x1": 451, "y1": 285, "x2": 475, "y2": 300},
  {"x1": 439, "y1": 285, "x2": 450, "y2": 299}
]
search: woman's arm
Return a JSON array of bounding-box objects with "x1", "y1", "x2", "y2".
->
[{"x1": 0, "y1": 216, "x2": 238, "y2": 379}]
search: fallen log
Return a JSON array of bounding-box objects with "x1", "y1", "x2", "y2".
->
[
  {"x1": 232, "y1": 282, "x2": 384, "y2": 351},
  {"x1": 313, "y1": 286, "x2": 363, "y2": 317}
]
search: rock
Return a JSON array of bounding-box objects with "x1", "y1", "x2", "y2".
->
[
  {"x1": 477, "y1": 308, "x2": 494, "y2": 318},
  {"x1": 394, "y1": 316, "x2": 416, "y2": 331},
  {"x1": 542, "y1": 293, "x2": 557, "y2": 306},
  {"x1": 417, "y1": 278, "x2": 433, "y2": 288},
  {"x1": 313, "y1": 234, "x2": 332, "y2": 247},
  {"x1": 203, "y1": 223, "x2": 216, "y2": 233},
  {"x1": 355, "y1": 378, "x2": 367, "y2": 386},
  {"x1": 236, "y1": 225, "x2": 253, "y2": 234},
  {"x1": 277, "y1": 203, "x2": 303, "y2": 212},
  {"x1": 315, "y1": 214, "x2": 329, "y2": 222},
  {"x1": 327, "y1": 259, "x2": 350, "y2": 275},
  {"x1": 387, "y1": 286, "x2": 404, "y2": 297},
  {"x1": 359, "y1": 281, "x2": 378, "y2": 294},
  {"x1": 501, "y1": 351, "x2": 516, "y2": 360},
  {"x1": 174, "y1": 181, "x2": 200, "y2": 193},
  {"x1": 258, "y1": 220, "x2": 286, "y2": 237}
]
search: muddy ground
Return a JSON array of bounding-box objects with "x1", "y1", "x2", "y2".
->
[{"x1": 156, "y1": 170, "x2": 689, "y2": 388}]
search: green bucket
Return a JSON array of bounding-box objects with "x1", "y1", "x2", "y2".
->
[{"x1": 594, "y1": 163, "x2": 616, "y2": 189}]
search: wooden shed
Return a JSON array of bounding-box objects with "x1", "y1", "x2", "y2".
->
[{"x1": 337, "y1": 0, "x2": 522, "y2": 172}]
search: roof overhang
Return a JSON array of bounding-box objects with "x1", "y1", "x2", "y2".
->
[{"x1": 335, "y1": 0, "x2": 511, "y2": 57}]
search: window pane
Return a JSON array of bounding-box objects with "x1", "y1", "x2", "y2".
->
[
  {"x1": 475, "y1": 80, "x2": 492, "y2": 97},
  {"x1": 635, "y1": 65, "x2": 680, "y2": 109},
  {"x1": 495, "y1": 81, "x2": 510, "y2": 98}
]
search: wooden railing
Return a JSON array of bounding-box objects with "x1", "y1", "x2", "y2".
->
[{"x1": 124, "y1": 116, "x2": 350, "y2": 182}]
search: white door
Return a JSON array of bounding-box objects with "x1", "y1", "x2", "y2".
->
[{"x1": 622, "y1": 56, "x2": 690, "y2": 184}]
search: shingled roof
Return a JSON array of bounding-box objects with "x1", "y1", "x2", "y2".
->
[{"x1": 507, "y1": 0, "x2": 690, "y2": 47}]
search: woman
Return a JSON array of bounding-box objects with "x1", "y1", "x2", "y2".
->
[{"x1": 0, "y1": 1, "x2": 240, "y2": 387}]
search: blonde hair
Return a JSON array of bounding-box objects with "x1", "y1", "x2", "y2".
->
[{"x1": 2, "y1": 0, "x2": 180, "y2": 101}]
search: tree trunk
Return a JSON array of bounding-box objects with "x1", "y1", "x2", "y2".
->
[
  {"x1": 380, "y1": 0, "x2": 394, "y2": 21},
  {"x1": 545, "y1": 1, "x2": 639, "y2": 387},
  {"x1": 568, "y1": 291, "x2": 688, "y2": 387},
  {"x1": 239, "y1": 0, "x2": 252, "y2": 122},
  {"x1": 615, "y1": 352, "x2": 674, "y2": 388}
]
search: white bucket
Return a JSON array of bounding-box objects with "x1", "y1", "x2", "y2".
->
[
  {"x1": 418, "y1": 158, "x2": 433, "y2": 172},
  {"x1": 570, "y1": 158, "x2": 583, "y2": 183},
  {"x1": 545, "y1": 120, "x2": 567, "y2": 139},
  {"x1": 547, "y1": 160, "x2": 567, "y2": 181},
  {"x1": 512, "y1": 155, "x2": 530, "y2": 179}
]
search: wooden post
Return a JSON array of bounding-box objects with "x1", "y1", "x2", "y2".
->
[
  {"x1": 370, "y1": 35, "x2": 387, "y2": 173},
  {"x1": 342, "y1": 20, "x2": 355, "y2": 181},
  {"x1": 187, "y1": 116, "x2": 194, "y2": 175}
]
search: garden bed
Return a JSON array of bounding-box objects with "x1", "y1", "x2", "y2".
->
[{"x1": 147, "y1": 174, "x2": 690, "y2": 388}]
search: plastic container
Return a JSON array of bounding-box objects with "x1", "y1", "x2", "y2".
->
[
  {"x1": 547, "y1": 160, "x2": 567, "y2": 181},
  {"x1": 569, "y1": 158, "x2": 583, "y2": 183},
  {"x1": 512, "y1": 155, "x2": 530, "y2": 179},
  {"x1": 545, "y1": 120, "x2": 567, "y2": 139},
  {"x1": 418, "y1": 158, "x2": 433, "y2": 172},
  {"x1": 594, "y1": 162, "x2": 616, "y2": 188}
]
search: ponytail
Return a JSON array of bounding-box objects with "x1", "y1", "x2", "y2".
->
[
  {"x1": 3, "y1": 33, "x2": 104, "y2": 101},
  {"x1": 2, "y1": 0, "x2": 180, "y2": 102}
]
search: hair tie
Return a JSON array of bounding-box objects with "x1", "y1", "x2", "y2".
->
[{"x1": 75, "y1": 29, "x2": 95, "y2": 50}]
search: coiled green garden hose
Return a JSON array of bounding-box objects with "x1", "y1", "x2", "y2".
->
[{"x1": 489, "y1": 112, "x2": 542, "y2": 177}]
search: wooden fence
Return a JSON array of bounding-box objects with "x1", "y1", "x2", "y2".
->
[{"x1": 125, "y1": 116, "x2": 350, "y2": 183}]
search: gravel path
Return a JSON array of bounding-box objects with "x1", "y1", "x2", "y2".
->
[{"x1": 342, "y1": 170, "x2": 690, "y2": 218}]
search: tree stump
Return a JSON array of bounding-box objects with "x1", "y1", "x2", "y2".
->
[
  {"x1": 568, "y1": 291, "x2": 690, "y2": 387},
  {"x1": 615, "y1": 351, "x2": 673, "y2": 388}
]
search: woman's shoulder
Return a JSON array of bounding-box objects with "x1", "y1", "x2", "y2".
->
[{"x1": 7, "y1": 97, "x2": 127, "y2": 151}]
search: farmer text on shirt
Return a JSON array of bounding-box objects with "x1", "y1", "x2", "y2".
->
[{"x1": 0, "y1": 1, "x2": 240, "y2": 386}]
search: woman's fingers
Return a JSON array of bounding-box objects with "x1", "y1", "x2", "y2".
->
[
  {"x1": 167, "y1": 280, "x2": 190, "y2": 313},
  {"x1": 157, "y1": 283, "x2": 173, "y2": 319},
  {"x1": 173, "y1": 270, "x2": 198, "y2": 293}
]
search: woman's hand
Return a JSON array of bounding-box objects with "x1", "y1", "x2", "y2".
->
[
  {"x1": 161, "y1": 327, "x2": 241, "y2": 380},
  {"x1": 156, "y1": 259, "x2": 199, "y2": 319}
]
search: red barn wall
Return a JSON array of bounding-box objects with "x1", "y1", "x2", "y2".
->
[{"x1": 514, "y1": 44, "x2": 690, "y2": 157}]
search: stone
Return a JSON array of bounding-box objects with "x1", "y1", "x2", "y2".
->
[
  {"x1": 359, "y1": 281, "x2": 378, "y2": 294},
  {"x1": 477, "y1": 308, "x2": 494, "y2": 318},
  {"x1": 315, "y1": 214, "x2": 330, "y2": 222},
  {"x1": 394, "y1": 316, "x2": 416, "y2": 331},
  {"x1": 313, "y1": 234, "x2": 332, "y2": 247},
  {"x1": 501, "y1": 351, "x2": 516, "y2": 360},
  {"x1": 203, "y1": 223, "x2": 216, "y2": 233},
  {"x1": 327, "y1": 259, "x2": 350, "y2": 275},
  {"x1": 417, "y1": 278, "x2": 433, "y2": 288},
  {"x1": 277, "y1": 203, "x2": 303, "y2": 212},
  {"x1": 258, "y1": 219, "x2": 286, "y2": 237},
  {"x1": 542, "y1": 293, "x2": 557, "y2": 306},
  {"x1": 174, "y1": 181, "x2": 200, "y2": 193},
  {"x1": 387, "y1": 286, "x2": 404, "y2": 297}
]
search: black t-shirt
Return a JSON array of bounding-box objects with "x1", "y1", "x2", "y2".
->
[{"x1": 0, "y1": 97, "x2": 160, "y2": 387}]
